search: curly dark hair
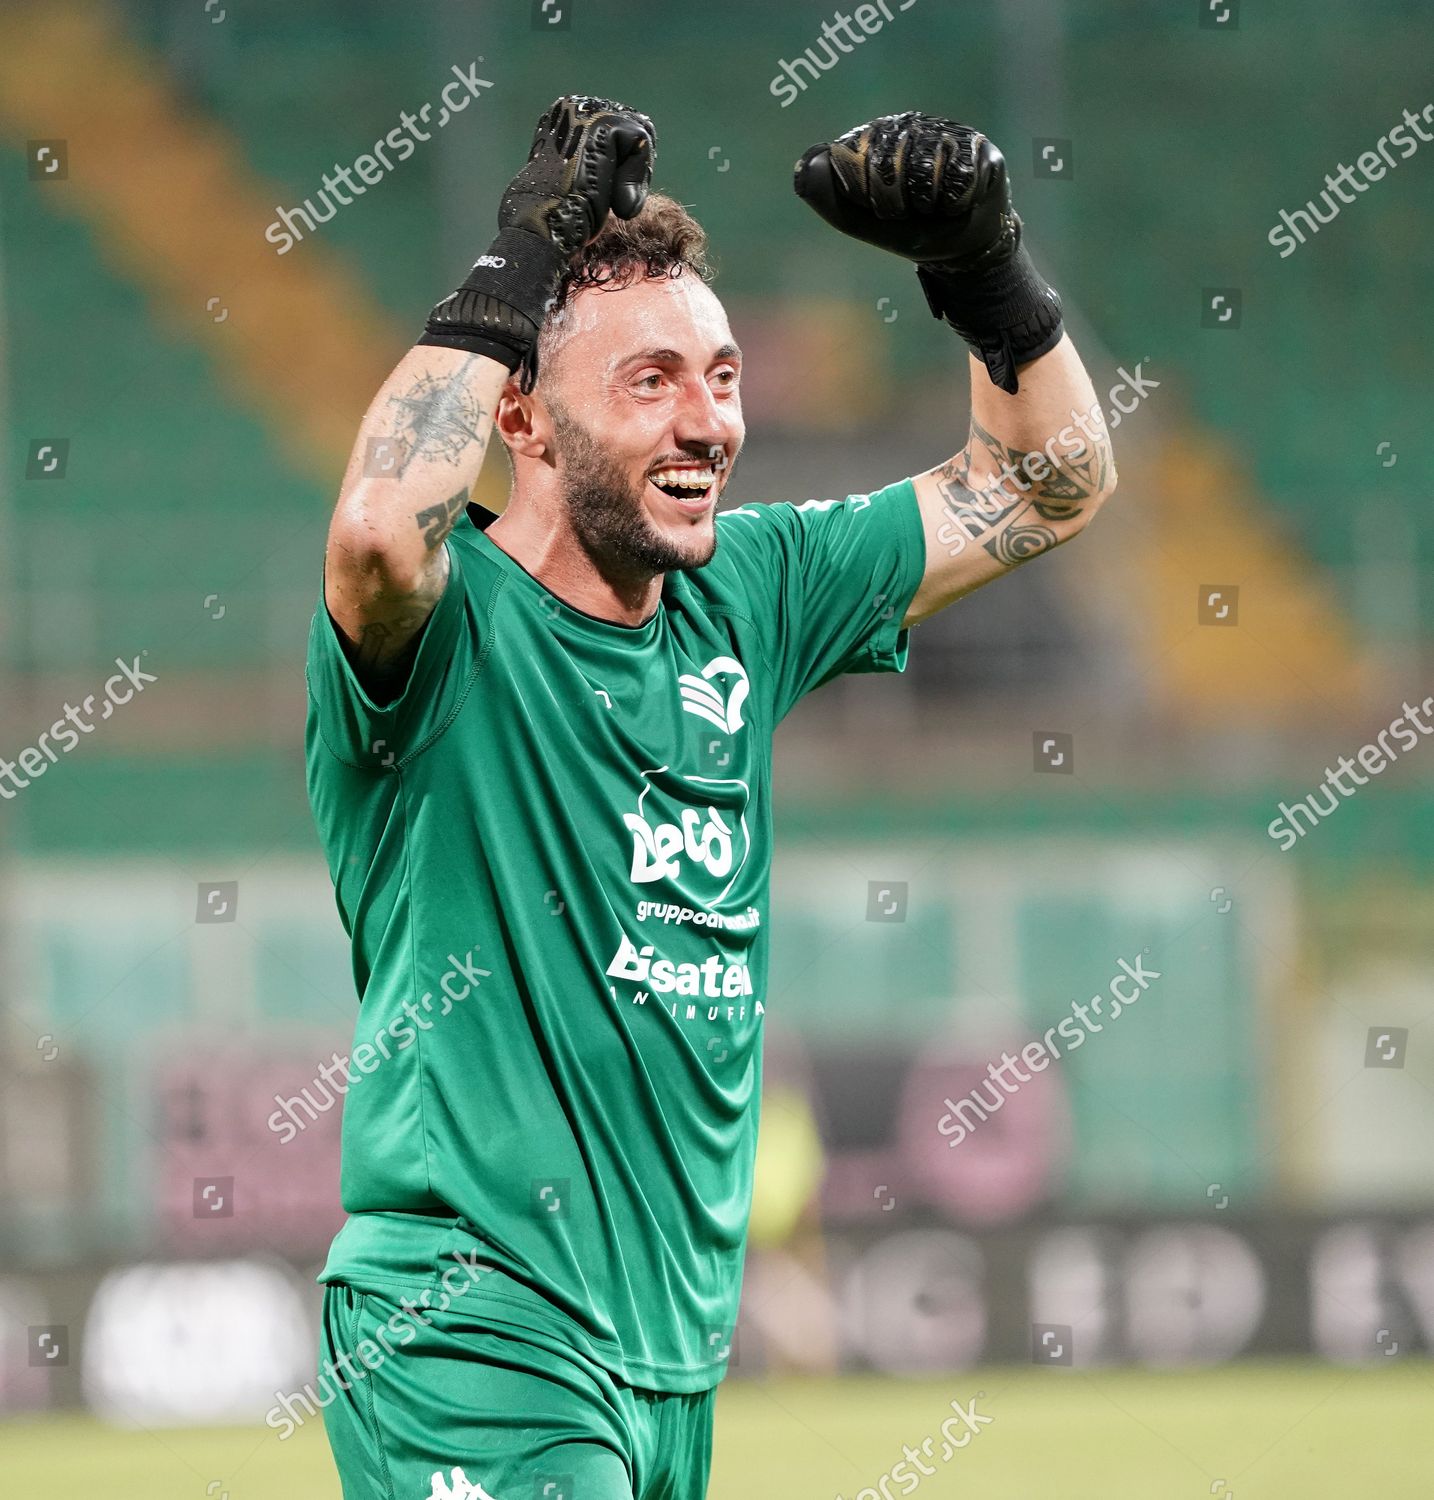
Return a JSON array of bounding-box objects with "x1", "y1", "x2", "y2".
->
[{"x1": 535, "y1": 193, "x2": 712, "y2": 384}]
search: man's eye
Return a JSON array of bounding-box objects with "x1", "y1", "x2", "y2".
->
[
  {"x1": 713, "y1": 368, "x2": 737, "y2": 386},
  {"x1": 638, "y1": 373, "x2": 663, "y2": 390}
]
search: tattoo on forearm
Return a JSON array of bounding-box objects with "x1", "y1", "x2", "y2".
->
[
  {"x1": 415, "y1": 489, "x2": 470, "y2": 549},
  {"x1": 383, "y1": 359, "x2": 488, "y2": 476},
  {"x1": 935, "y1": 414, "x2": 1112, "y2": 568}
]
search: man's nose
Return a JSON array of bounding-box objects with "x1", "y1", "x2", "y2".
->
[
  {"x1": 673, "y1": 375, "x2": 731, "y2": 445},
  {"x1": 675, "y1": 378, "x2": 738, "y2": 453}
]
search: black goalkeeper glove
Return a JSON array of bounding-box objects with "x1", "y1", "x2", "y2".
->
[
  {"x1": 418, "y1": 95, "x2": 656, "y2": 391},
  {"x1": 793, "y1": 112, "x2": 1063, "y2": 394}
]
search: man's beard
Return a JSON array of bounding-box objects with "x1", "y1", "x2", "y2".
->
[{"x1": 550, "y1": 400, "x2": 723, "y2": 576}]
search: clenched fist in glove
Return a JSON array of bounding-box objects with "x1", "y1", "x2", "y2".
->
[
  {"x1": 794, "y1": 113, "x2": 1063, "y2": 394},
  {"x1": 419, "y1": 95, "x2": 656, "y2": 390}
]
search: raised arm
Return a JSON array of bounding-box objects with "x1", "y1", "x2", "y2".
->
[
  {"x1": 323, "y1": 94, "x2": 657, "y2": 698},
  {"x1": 325, "y1": 350, "x2": 509, "y2": 697},
  {"x1": 793, "y1": 111, "x2": 1116, "y2": 628},
  {"x1": 903, "y1": 336, "x2": 1115, "y2": 623}
]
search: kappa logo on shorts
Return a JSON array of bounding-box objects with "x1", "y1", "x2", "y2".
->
[
  {"x1": 426, "y1": 1468, "x2": 498, "y2": 1500},
  {"x1": 679, "y1": 655, "x2": 749, "y2": 733}
]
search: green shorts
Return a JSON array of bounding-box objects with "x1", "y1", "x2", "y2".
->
[{"x1": 319, "y1": 1282, "x2": 716, "y2": 1500}]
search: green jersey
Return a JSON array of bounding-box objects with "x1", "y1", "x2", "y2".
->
[{"x1": 304, "y1": 479, "x2": 925, "y2": 1392}]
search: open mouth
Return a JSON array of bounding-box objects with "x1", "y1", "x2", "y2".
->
[{"x1": 648, "y1": 466, "x2": 718, "y2": 513}]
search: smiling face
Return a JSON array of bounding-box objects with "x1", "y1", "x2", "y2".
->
[{"x1": 524, "y1": 271, "x2": 745, "y2": 576}]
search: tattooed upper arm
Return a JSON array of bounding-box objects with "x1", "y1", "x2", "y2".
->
[
  {"x1": 905, "y1": 414, "x2": 1114, "y2": 624},
  {"x1": 336, "y1": 562, "x2": 448, "y2": 703},
  {"x1": 331, "y1": 500, "x2": 460, "y2": 702},
  {"x1": 326, "y1": 345, "x2": 506, "y2": 698},
  {"x1": 384, "y1": 361, "x2": 489, "y2": 477},
  {"x1": 416, "y1": 487, "x2": 471, "y2": 549}
]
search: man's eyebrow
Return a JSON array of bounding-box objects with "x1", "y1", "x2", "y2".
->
[{"x1": 616, "y1": 343, "x2": 743, "y2": 369}]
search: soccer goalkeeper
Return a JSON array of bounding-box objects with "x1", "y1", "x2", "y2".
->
[{"x1": 305, "y1": 95, "x2": 1115, "y2": 1500}]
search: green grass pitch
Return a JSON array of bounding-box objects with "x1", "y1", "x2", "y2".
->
[{"x1": 2, "y1": 1364, "x2": 1430, "y2": 1498}]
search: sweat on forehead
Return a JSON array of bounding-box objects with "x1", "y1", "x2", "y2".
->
[{"x1": 535, "y1": 273, "x2": 731, "y2": 387}]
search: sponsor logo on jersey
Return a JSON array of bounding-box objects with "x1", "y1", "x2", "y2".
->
[
  {"x1": 425, "y1": 1468, "x2": 497, "y2": 1500},
  {"x1": 606, "y1": 933, "x2": 755, "y2": 999},
  {"x1": 679, "y1": 655, "x2": 749, "y2": 733},
  {"x1": 626, "y1": 804, "x2": 734, "y2": 884},
  {"x1": 622, "y1": 767, "x2": 750, "y2": 906},
  {"x1": 634, "y1": 898, "x2": 761, "y2": 932}
]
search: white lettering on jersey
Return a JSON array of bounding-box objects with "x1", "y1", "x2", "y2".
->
[
  {"x1": 606, "y1": 934, "x2": 754, "y2": 999},
  {"x1": 622, "y1": 768, "x2": 751, "y2": 906},
  {"x1": 625, "y1": 805, "x2": 733, "y2": 884}
]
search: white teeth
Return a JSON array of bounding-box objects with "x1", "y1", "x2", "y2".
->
[{"x1": 650, "y1": 468, "x2": 715, "y2": 490}]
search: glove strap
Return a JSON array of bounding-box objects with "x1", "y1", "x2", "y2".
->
[
  {"x1": 917, "y1": 241, "x2": 1064, "y2": 394},
  {"x1": 416, "y1": 228, "x2": 570, "y2": 390}
]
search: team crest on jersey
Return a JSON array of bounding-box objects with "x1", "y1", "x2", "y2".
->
[
  {"x1": 425, "y1": 1468, "x2": 497, "y2": 1500},
  {"x1": 679, "y1": 655, "x2": 749, "y2": 733},
  {"x1": 622, "y1": 766, "x2": 751, "y2": 906}
]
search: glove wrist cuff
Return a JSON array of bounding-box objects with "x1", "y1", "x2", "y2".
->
[
  {"x1": 917, "y1": 242, "x2": 1064, "y2": 394},
  {"x1": 417, "y1": 228, "x2": 571, "y2": 387}
]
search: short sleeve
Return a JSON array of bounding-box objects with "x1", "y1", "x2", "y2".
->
[
  {"x1": 305, "y1": 537, "x2": 482, "y2": 769},
  {"x1": 715, "y1": 478, "x2": 926, "y2": 723}
]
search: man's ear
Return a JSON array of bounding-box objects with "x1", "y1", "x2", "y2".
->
[{"x1": 496, "y1": 378, "x2": 553, "y2": 462}]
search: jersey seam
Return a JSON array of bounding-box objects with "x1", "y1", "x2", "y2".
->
[
  {"x1": 880, "y1": 479, "x2": 927, "y2": 660},
  {"x1": 392, "y1": 562, "x2": 506, "y2": 770},
  {"x1": 327, "y1": 1269, "x2": 721, "y2": 1389},
  {"x1": 396, "y1": 768, "x2": 438, "y2": 1205},
  {"x1": 352, "y1": 1291, "x2": 399, "y2": 1500},
  {"x1": 308, "y1": 549, "x2": 504, "y2": 773},
  {"x1": 779, "y1": 480, "x2": 925, "y2": 710},
  {"x1": 309, "y1": 667, "x2": 380, "y2": 772},
  {"x1": 392, "y1": 557, "x2": 494, "y2": 1200},
  {"x1": 863, "y1": 484, "x2": 925, "y2": 669}
]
